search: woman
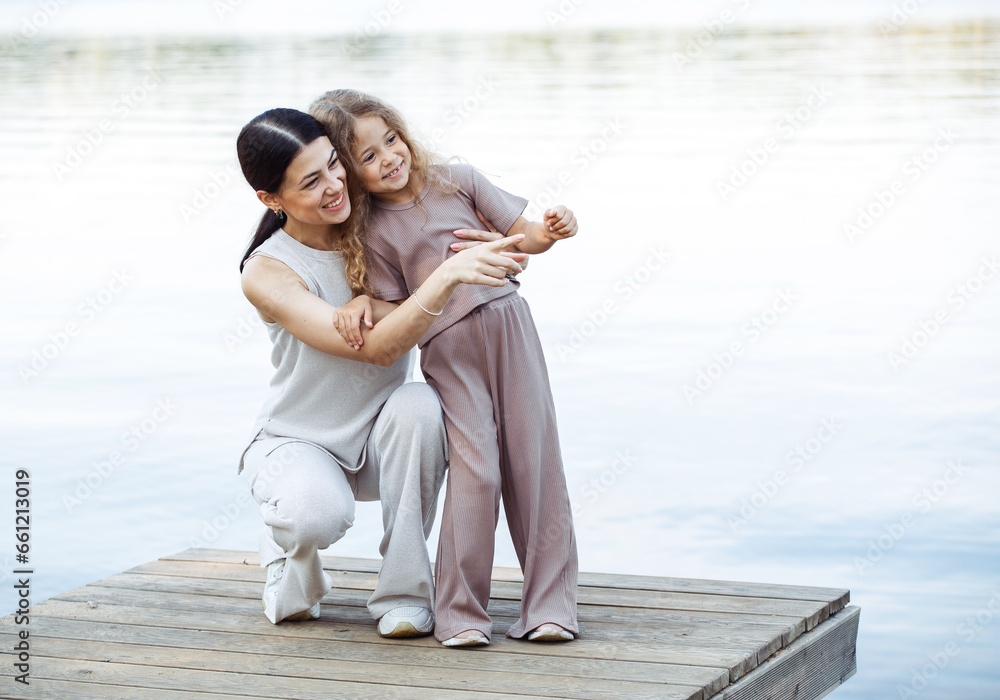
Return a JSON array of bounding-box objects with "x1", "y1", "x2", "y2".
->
[{"x1": 235, "y1": 108, "x2": 526, "y2": 636}]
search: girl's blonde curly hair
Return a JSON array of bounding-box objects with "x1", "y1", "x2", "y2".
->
[{"x1": 309, "y1": 89, "x2": 456, "y2": 295}]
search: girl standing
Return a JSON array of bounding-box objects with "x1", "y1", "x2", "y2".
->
[{"x1": 310, "y1": 90, "x2": 579, "y2": 647}]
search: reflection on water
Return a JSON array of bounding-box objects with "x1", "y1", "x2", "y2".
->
[{"x1": 1, "y1": 20, "x2": 999, "y2": 699}]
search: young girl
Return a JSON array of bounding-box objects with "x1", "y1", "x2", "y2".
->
[{"x1": 310, "y1": 90, "x2": 579, "y2": 647}]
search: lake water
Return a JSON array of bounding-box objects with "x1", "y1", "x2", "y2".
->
[{"x1": 1, "y1": 2, "x2": 999, "y2": 698}]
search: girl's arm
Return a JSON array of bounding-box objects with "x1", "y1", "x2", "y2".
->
[
  {"x1": 242, "y1": 235, "x2": 526, "y2": 367},
  {"x1": 507, "y1": 205, "x2": 578, "y2": 254},
  {"x1": 370, "y1": 299, "x2": 400, "y2": 323},
  {"x1": 451, "y1": 209, "x2": 529, "y2": 272}
]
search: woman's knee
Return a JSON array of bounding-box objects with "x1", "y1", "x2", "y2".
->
[
  {"x1": 385, "y1": 383, "x2": 443, "y2": 425},
  {"x1": 286, "y1": 496, "x2": 355, "y2": 551},
  {"x1": 379, "y1": 383, "x2": 447, "y2": 447}
]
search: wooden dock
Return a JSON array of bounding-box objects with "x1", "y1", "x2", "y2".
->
[{"x1": 2, "y1": 548, "x2": 858, "y2": 699}]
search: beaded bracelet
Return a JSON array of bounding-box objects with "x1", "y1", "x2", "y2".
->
[{"x1": 413, "y1": 291, "x2": 443, "y2": 316}]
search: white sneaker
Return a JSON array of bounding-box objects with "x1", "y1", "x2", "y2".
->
[
  {"x1": 527, "y1": 624, "x2": 574, "y2": 642},
  {"x1": 377, "y1": 606, "x2": 434, "y2": 638},
  {"x1": 262, "y1": 559, "x2": 321, "y2": 624},
  {"x1": 441, "y1": 630, "x2": 490, "y2": 647}
]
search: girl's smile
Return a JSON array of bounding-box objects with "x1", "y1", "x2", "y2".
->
[
  {"x1": 383, "y1": 160, "x2": 405, "y2": 180},
  {"x1": 354, "y1": 115, "x2": 414, "y2": 204}
]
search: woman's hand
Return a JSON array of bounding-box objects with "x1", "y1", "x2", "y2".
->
[
  {"x1": 332, "y1": 294, "x2": 374, "y2": 350},
  {"x1": 450, "y1": 209, "x2": 529, "y2": 273},
  {"x1": 441, "y1": 234, "x2": 528, "y2": 289}
]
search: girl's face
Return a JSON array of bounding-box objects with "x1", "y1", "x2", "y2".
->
[
  {"x1": 353, "y1": 115, "x2": 413, "y2": 204},
  {"x1": 260, "y1": 136, "x2": 350, "y2": 227}
]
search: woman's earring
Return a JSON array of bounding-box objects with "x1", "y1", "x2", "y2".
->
[{"x1": 274, "y1": 208, "x2": 286, "y2": 221}]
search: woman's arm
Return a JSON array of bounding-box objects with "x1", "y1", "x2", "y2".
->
[
  {"x1": 242, "y1": 235, "x2": 526, "y2": 367},
  {"x1": 451, "y1": 209, "x2": 529, "y2": 272},
  {"x1": 332, "y1": 295, "x2": 400, "y2": 349}
]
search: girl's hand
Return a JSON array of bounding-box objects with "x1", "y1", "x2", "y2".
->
[
  {"x1": 543, "y1": 205, "x2": 578, "y2": 241},
  {"x1": 332, "y1": 295, "x2": 374, "y2": 350},
  {"x1": 451, "y1": 209, "x2": 529, "y2": 273},
  {"x1": 443, "y1": 234, "x2": 528, "y2": 287}
]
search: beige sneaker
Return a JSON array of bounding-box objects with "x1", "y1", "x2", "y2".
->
[{"x1": 377, "y1": 606, "x2": 434, "y2": 638}]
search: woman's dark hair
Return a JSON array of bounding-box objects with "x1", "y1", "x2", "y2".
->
[{"x1": 236, "y1": 108, "x2": 327, "y2": 272}]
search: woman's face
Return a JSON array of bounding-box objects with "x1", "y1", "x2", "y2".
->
[
  {"x1": 353, "y1": 115, "x2": 412, "y2": 204},
  {"x1": 269, "y1": 136, "x2": 350, "y2": 226}
]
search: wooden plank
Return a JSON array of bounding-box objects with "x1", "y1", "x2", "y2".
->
[
  {"x1": 52, "y1": 585, "x2": 751, "y2": 687},
  {"x1": 10, "y1": 655, "x2": 570, "y2": 700},
  {"x1": 706, "y1": 606, "x2": 860, "y2": 699},
  {"x1": 163, "y1": 549, "x2": 850, "y2": 609},
  {"x1": 1, "y1": 630, "x2": 705, "y2": 700},
  {"x1": 121, "y1": 586, "x2": 805, "y2": 645},
  {"x1": 53, "y1": 564, "x2": 822, "y2": 681},
  {"x1": 6, "y1": 678, "x2": 264, "y2": 700},
  {"x1": 29, "y1": 597, "x2": 760, "y2": 678},
  {"x1": 58, "y1": 580, "x2": 804, "y2": 650},
  {"x1": 68, "y1": 573, "x2": 823, "y2": 646},
  {"x1": 124, "y1": 560, "x2": 834, "y2": 629},
  {"x1": 11, "y1": 611, "x2": 729, "y2": 694}
]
